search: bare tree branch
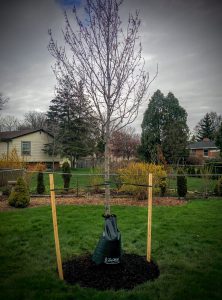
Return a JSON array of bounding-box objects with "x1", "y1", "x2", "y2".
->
[{"x1": 48, "y1": 0, "x2": 157, "y2": 214}]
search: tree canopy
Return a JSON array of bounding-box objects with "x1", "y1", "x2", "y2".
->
[
  {"x1": 194, "y1": 112, "x2": 222, "y2": 141},
  {"x1": 46, "y1": 81, "x2": 99, "y2": 166},
  {"x1": 48, "y1": 0, "x2": 154, "y2": 214},
  {"x1": 140, "y1": 90, "x2": 189, "y2": 164}
]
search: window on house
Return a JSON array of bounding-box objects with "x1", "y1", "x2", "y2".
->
[
  {"x1": 203, "y1": 149, "x2": 208, "y2": 157},
  {"x1": 21, "y1": 141, "x2": 31, "y2": 156}
]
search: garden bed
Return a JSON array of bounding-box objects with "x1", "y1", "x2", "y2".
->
[{"x1": 0, "y1": 195, "x2": 186, "y2": 211}]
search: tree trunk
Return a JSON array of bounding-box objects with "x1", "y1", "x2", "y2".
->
[{"x1": 104, "y1": 122, "x2": 111, "y2": 215}]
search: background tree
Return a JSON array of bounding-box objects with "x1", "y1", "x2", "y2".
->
[
  {"x1": 0, "y1": 115, "x2": 20, "y2": 131},
  {"x1": 0, "y1": 92, "x2": 9, "y2": 111},
  {"x1": 194, "y1": 112, "x2": 221, "y2": 141},
  {"x1": 48, "y1": 0, "x2": 155, "y2": 214},
  {"x1": 46, "y1": 80, "x2": 99, "y2": 167},
  {"x1": 140, "y1": 90, "x2": 189, "y2": 164},
  {"x1": 19, "y1": 111, "x2": 48, "y2": 130},
  {"x1": 111, "y1": 127, "x2": 140, "y2": 160}
]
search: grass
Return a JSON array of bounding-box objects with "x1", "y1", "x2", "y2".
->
[
  {"x1": 167, "y1": 176, "x2": 217, "y2": 195},
  {"x1": 28, "y1": 168, "x2": 102, "y2": 194},
  {"x1": 0, "y1": 200, "x2": 222, "y2": 299},
  {"x1": 28, "y1": 168, "x2": 218, "y2": 197}
]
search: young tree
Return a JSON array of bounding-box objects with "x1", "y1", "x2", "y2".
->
[
  {"x1": 140, "y1": 90, "x2": 189, "y2": 164},
  {"x1": 48, "y1": 0, "x2": 155, "y2": 214}
]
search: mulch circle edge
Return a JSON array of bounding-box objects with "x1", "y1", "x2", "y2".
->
[{"x1": 62, "y1": 253, "x2": 160, "y2": 291}]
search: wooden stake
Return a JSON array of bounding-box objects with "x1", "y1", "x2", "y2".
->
[
  {"x1": 147, "y1": 173, "x2": 153, "y2": 262},
  {"x1": 49, "y1": 173, "x2": 64, "y2": 280}
]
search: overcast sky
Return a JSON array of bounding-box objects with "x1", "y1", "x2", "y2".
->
[{"x1": 0, "y1": 0, "x2": 221, "y2": 133}]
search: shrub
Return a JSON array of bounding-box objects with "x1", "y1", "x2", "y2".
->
[
  {"x1": 8, "y1": 177, "x2": 30, "y2": 208},
  {"x1": 36, "y1": 172, "x2": 45, "y2": 194},
  {"x1": 177, "y1": 169, "x2": 187, "y2": 198},
  {"x1": 117, "y1": 162, "x2": 167, "y2": 199},
  {"x1": 62, "y1": 161, "x2": 72, "y2": 191},
  {"x1": 214, "y1": 177, "x2": 222, "y2": 196},
  {"x1": 0, "y1": 148, "x2": 26, "y2": 169}
]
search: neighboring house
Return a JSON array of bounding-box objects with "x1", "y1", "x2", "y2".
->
[
  {"x1": 0, "y1": 128, "x2": 60, "y2": 168},
  {"x1": 188, "y1": 138, "x2": 220, "y2": 159}
]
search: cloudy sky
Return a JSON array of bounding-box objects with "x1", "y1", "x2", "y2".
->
[{"x1": 0, "y1": 0, "x2": 221, "y2": 133}]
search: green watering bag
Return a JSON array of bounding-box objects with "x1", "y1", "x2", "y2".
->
[{"x1": 92, "y1": 214, "x2": 122, "y2": 265}]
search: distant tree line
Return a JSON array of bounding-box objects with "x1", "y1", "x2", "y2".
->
[{"x1": 0, "y1": 88, "x2": 222, "y2": 162}]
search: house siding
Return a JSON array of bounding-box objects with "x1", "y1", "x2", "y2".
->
[{"x1": 0, "y1": 131, "x2": 60, "y2": 163}]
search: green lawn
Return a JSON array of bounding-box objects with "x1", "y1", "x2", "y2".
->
[
  {"x1": 167, "y1": 176, "x2": 217, "y2": 195},
  {"x1": 0, "y1": 200, "x2": 222, "y2": 299},
  {"x1": 29, "y1": 168, "x2": 218, "y2": 197},
  {"x1": 29, "y1": 168, "x2": 102, "y2": 194}
]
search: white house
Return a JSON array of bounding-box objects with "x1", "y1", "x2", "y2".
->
[{"x1": 0, "y1": 128, "x2": 60, "y2": 168}]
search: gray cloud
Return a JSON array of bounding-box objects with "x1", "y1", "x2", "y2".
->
[{"x1": 0, "y1": 0, "x2": 221, "y2": 132}]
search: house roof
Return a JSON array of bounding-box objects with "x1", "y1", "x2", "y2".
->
[
  {"x1": 188, "y1": 140, "x2": 217, "y2": 149},
  {"x1": 0, "y1": 128, "x2": 53, "y2": 141}
]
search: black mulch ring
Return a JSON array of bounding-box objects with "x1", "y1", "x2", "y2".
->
[{"x1": 62, "y1": 253, "x2": 160, "y2": 290}]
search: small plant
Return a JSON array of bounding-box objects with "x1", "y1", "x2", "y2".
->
[
  {"x1": 62, "y1": 161, "x2": 72, "y2": 191},
  {"x1": 8, "y1": 177, "x2": 30, "y2": 208},
  {"x1": 214, "y1": 177, "x2": 222, "y2": 196},
  {"x1": 177, "y1": 169, "x2": 187, "y2": 199},
  {"x1": 36, "y1": 172, "x2": 45, "y2": 194}
]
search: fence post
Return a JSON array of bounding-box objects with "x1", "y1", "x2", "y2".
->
[
  {"x1": 49, "y1": 173, "x2": 64, "y2": 280},
  {"x1": 147, "y1": 173, "x2": 153, "y2": 262}
]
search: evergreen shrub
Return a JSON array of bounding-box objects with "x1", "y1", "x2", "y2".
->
[
  {"x1": 177, "y1": 169, "x2": 187, "y2": 198},
  {"x1": 8, "y1": 177, "x2": 30, "y2": 208},
  {"x1": 36, "y1": 172, "x2": 45, "y2": 194}
]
